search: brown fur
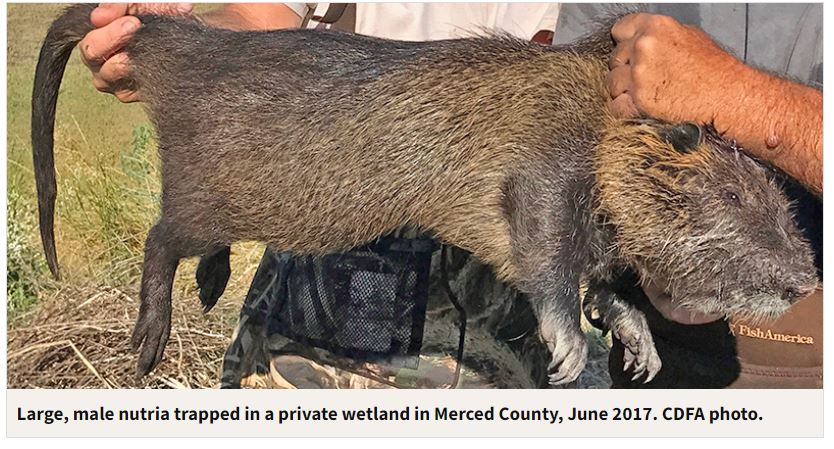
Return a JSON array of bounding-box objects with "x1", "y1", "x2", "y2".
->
[{"x1": 148, "y1": 44, "x2": 610, "y2": 284}]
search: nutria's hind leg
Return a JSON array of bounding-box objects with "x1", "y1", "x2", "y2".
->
[
  {"x1": 196, "y1": 246, "x2": 231, "y2": 313},
  {"x1": 583, "y1": 279, "x2": 661, "y2": 383},
  {"x1": 132, "y1": 223, "x2": 179, "y2": 377},
  {"x1": 132, "y1": 221, "x2": 211, "y2": 377}
]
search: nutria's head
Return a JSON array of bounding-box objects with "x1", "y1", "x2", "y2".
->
[{"x1": 595, "y1": 120, "x2": 817, "y2": 322}]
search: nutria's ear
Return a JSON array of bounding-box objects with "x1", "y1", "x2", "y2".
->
[{"x1": 661, "y1": 122, "x2": 703, "y2": 153}]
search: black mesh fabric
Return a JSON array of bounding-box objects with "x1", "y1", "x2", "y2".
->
[{"x1": 265, "y1": 236, "x2": 436, "y2": 368}]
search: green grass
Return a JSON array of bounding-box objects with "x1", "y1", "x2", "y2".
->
[
  {"x1": 6, "y1": 3, "x2": 156, "y2": 311},
  {"x1": 6, "y1": 173, "x2": 44, "y2": 318}
]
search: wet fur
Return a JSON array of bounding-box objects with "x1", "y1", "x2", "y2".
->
[{"x1": 33, "y1": 5, "x2": 816, "y2": 382}]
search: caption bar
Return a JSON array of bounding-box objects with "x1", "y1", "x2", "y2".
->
[{"x1": 7, "y1": 389, "x2": 822, "y2": 437}]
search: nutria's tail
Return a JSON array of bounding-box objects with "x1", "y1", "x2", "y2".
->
[{"x1": 32, "y1": 4, "x2": 97, "y2": 279}]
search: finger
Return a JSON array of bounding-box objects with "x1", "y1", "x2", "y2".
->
[
  {"x1": 79, "y1": 16, "x2": 141, "y2": 69},
  {"x1": 606, "y1": 65, "x2": 632, "y2": 99},
  {"x1": 609, "y1": 94, "x2": 640, "y2": 119},
  {"x1": 97, "y1": 52, "x2": 132, "y2": 86},
  {"x1": 611, "y1": 12, "x2": 645, "y2": 43},
  {"x1": 114, "y1": 89, "x2": 141, "y2": 103},
  {"x1": 128, "y1": 3, "x2": 193, "y2": 16},
  {"x1": 91, "y1": 75, "x2": 112, "y2": 94},
  {"x1": 98, "y1": 53, "x2": 141, "y2": 103},
  {"x1": 608, "y1": 39, "x2": 632, "y2": 69},
  {"x1": 90, "y1": 3, "x2": 130, "y2": 28},
  {"x1": 92, "y1": 74, "x2": 137, "y2": 99},
  {"x1": 91, "y1": 3, "x2": 193, "y2": 28}
]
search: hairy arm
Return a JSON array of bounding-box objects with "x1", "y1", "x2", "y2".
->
[
  {"x1": 713, "y1": 67, "x2": 822, "y2": 196},
  {"x1": 607, "y1": 13, "x2": 822, "y2": 195},
  {"x1": 80, "y1": 3, "x2": 302, "y2": 102}
]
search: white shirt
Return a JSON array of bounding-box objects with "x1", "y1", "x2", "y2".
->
[{"x1": 286, "y1": 3, "x2": 560, "y2": 41}]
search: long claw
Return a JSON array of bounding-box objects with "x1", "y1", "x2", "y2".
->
[{"x1": 623, "y1": 354, "x2": 634, "y2": 371}]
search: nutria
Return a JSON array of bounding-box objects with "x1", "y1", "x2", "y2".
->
[{"x1": 32, "y1": 4, "x2": 817, "y2": 383}]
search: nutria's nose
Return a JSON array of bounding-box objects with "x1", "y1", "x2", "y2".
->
[{"x1": 783, "y1": 284, "x2": 816, "y2": 304}]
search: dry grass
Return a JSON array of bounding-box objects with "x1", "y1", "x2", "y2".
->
[{"x1": 7, "y1": 283, "x2": 243, "y2": 389}]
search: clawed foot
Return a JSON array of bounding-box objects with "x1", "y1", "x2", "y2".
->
[
  {"x1": 541, "y1": 324, "x2": 588, "y2": 386},
  {"x1": 611, "y1": 309, "x2": 661, "y2": 383}
]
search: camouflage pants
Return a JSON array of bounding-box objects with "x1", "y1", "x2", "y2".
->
[{"x1": 220, "y1": 245, "x2": 552, "y2": 389}]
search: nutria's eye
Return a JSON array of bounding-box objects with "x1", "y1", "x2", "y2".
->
[{"x1": 721, "y1": 189, "x2": 742, "y2": 207}]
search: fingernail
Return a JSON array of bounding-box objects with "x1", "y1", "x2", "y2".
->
[
  {"x1": 177, "y1": 3, "x2": 193, "y2": 13},
  {"x1": 123, "y1": 18, "x2": 139, "y2": 32}
]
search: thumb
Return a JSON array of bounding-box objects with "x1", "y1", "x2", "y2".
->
[{"x1": 90, "y1": 3, "x2": 131, "y2": 28}]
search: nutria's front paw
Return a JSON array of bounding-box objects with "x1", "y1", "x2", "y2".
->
[
  {"x1": 196, "y1": 247, "x2": 231, "y2": 313},
  {"x1": 541, "y1": 325, "x2": 588, "y2": 386},
  {"x1": 612, "y1": 309, "x2": 661, "y2": 383}
]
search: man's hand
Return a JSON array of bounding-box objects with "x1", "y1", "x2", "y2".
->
[
  {"x1": 79, "y1": 3, "x2": 302, "y2": 103},
  {"x1": 80, "y1": 3, "x2": 193, "y2": 103},
  {"x1": 607, "y1": 13, "x2": 822, "y2": 195},
  {"x1": 606, "y1": 13, "x2": 742, "y2": 121}
]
